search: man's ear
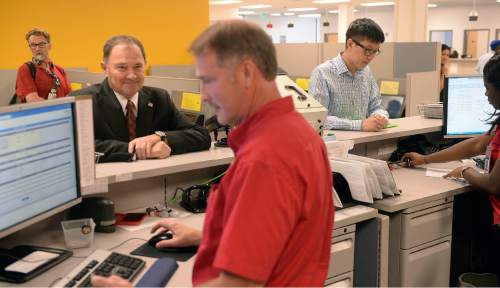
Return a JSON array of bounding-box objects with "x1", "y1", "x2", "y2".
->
[
  {"x1": 241, "y1": 59, "x2": 256, "y2": 88},
  {"x1": 100, "y1": 62, "x2": 107, "y2": 72}
]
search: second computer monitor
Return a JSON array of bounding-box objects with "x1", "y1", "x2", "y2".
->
[{"x1": 444, "y1": 76, "x2": 495, "y2": 138}]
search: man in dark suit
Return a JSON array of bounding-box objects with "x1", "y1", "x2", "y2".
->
[{"x1": 71, "y1": 35, "x2": 211, "y2": 161}]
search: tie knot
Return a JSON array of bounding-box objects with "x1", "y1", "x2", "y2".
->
[{"x1": 126, "y1": 100, "x2": 136, "y2": 115}]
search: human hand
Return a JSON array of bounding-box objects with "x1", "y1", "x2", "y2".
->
[
  {"x1": 401, "y1": 152, "x2": 426, "y2": 166},
  {"x1": 25, "y1": 93, "x2": 45, "y2": 102},
  {"x1": 374, "y1": 114, "x2": 388, "y2": 126},
  {"x1": 150, "y1": 219, "x2": 202, "y2": 248},
  {"x1": 128, "y1": 134, "x2": 161, "y2": 160},
  {"x1": 91, "y1": 275, "x2": 132, "y2": 287},
  {"x1": 150, "y1": 141, "x2": 171, "y2": 159},
  {"x1": 362, "y1": 116, "x2": 385, "y2": 131}
]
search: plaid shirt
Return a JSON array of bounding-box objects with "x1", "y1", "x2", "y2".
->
[{"x1": 309, "y1": 54, "x2": 388, "y2": 131}]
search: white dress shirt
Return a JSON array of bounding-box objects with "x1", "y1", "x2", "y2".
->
[{"x1": 114, "y1": 91, "x2": 139, "y2": 118}]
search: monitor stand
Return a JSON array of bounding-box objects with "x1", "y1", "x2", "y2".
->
[{"x1": 0, "y1": 245, "x2": 72, "y2": 283}]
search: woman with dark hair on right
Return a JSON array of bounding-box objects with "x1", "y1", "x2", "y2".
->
[{"x1": 403, "y1": 55, "x2": 500, "y2": 284}]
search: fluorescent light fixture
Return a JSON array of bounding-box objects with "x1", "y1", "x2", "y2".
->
[
  {"x1": 237, "y1": 11, "x2": 256, "y2": 15},
  {"x1": 284, "y1": 12, "x2": 295, "y2": 16},
  {"x1": 209, "y1": 0, "x2": 242, "y2": 4},
  {"x1": 288, "y1": 7, "x2": 318, "y2": 12},
  {"x1": 313, "y1": 0, "x2": 350, "y2": 3},
  {"x1": 329, "y1": 8, "x2": 357, "y2": 13},
  {"x1": 360, "y1": 1, "x2": 395, "y2": 7},
  {"x1": 298, "y1": 13, "x2": 322, "y2": 18},
  {"x1": 271, "y1": 13, "x2": 281, "y2": 16},
  {"x1": 428, "y1": 3, "x2": 437, "y2": 8},
  {"x1": 240, "y1": 4, "x2": 272, "y2": 9}
]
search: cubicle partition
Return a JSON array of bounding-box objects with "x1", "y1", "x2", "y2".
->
[
  {"x1": 150, "y1": 65, "x2": 196, "y2": 78},
  {"x1": 405, "y1": 71, "x2": 440, "y2": 116},
  {"x1": 0, "y1": 69, "x2": 17, "y2": 106},
  {"x1": 274, "y1": 43, "x2": 322, "y2": 79}
]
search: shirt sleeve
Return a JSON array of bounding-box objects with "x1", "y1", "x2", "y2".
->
[
  {"x1": 15, "y1": 64, "x2": 37, "y2": 100},
  {"x1": 310, "y1": 66, "x2": 363, "y2": 131},
  {"x1": 367, "y1": 74, "x2": 389, "y2": 119},
  {"x1": 213, "y1": 160, "x2": 303, "y2": 282}
]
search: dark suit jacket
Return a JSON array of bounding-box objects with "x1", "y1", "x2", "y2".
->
[{"x1": 71, "y1": 79, "x2": 211, "y2": 161}]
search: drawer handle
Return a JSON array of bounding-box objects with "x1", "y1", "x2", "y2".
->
[{"x1": 331, "y1": 240, "x2": 353, "y2": 253}]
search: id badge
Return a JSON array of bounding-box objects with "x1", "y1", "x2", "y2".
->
[{"x1": 48, "y1": 88, "x2": 57, "y2": 99}]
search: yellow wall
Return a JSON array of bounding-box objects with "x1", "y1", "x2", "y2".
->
[{"x1": 0, "y1": 0, "x2": 209, "y2": 72}]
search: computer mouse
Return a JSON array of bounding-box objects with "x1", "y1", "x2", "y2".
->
[{"x1": 147, "y1": 233, "x2": 173, "y2": 247}]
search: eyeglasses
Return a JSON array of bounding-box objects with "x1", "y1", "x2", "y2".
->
[
  {"x1": 29, "y1": 42, "x2": 48, "y2": 49},
  {"x1": 351, "y1": 39, "x2": 381, "y2": 57}
]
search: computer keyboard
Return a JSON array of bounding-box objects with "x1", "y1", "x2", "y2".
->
[{"x1": 57, "y1": 250, "x2": 145, "y2": 287}]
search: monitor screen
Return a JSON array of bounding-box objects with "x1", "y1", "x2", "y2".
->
[
  {"x1": 444, "y1": 76, "x2": 495, "y2": 138},
  {"x1": 0, "y1": 101, "x2": 81, "y2": 238}
]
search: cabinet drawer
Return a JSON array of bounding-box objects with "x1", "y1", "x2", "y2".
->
[
  {"x1": 401, "y1": 203, "x2": 453, "y2": 249},
  {"x1": 400, "y1": 236, "x2": 452, "y2": 287},
  {"x1": 324, "y1": 271, "x2": 353, "y2": 287},
  {"x1": 328, "y1": 232, "x2": 355, "y2": 278}
]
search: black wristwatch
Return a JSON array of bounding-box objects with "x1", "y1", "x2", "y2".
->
[{"x1": 155, "y1": 131, "x2": 167, "y2": 143}]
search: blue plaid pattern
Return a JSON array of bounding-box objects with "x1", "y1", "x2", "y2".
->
[{"x1": 309, "y1": 54, "x2": 388, "y2": 131}]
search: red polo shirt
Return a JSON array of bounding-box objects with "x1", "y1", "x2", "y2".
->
[
  {"x1": 192, "y1": 96, "x2": 334, "y2": 286},
  {"x1": 488, "y1": 126, "x2": 500, "y2": 224},
  {"x1": 15, "y1": 62, "x2": 72, "y2": 101}
]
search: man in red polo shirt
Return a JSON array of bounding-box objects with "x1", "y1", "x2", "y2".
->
[
  {"x1": 15, "y1": 28, "x2": 72, "y2": 102},
  {"x1": 92, "y1": 20, "x2": 334, "y2": 287}
]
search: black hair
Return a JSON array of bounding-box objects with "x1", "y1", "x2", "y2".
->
[
  {"x1": 441, "y1": 44, "x2": 451, "y2": 52},
  {"x1": 346, "y1": 18, "x2": 385, "y2": 44},
  {"x1": 483, "y1": 55, "x2": 500, "y2": 128}
]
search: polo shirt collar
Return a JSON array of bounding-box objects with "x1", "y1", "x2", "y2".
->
[{"x1": 228, "y1": 96, "x2": 295, "y2": 152}]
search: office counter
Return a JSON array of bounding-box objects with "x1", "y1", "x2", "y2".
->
[
  {"x1": 326, "y1": 116, "x2": 442, "y2": 158},
  {"x1": 0, "y1": 206, "x2": 381, "y2": 287},
  {"x1": 371, "y1": 163, "x2": 472, "y2": 287},
  {"x1": 95, "y1": 147, "x2": 234, "y2": 184},
  {"x1": 329, "y1": 116, "x2": 442, "y2": 144}
]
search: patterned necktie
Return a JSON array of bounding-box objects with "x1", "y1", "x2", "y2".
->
[{"x1": 126, "y1": 100, "x2": 136, "y2": 141}]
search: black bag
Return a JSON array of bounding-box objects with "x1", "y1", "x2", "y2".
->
[
  {"x1": 389, "y1": 135, "x2": 439, "y2": 162},
  {"x1": 10, "y1": 62, "x2": 36, "y2": 105}
]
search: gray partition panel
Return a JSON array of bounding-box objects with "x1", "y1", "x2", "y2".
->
[
  {"x1": 394, "y1": 42, "x2": 439, "y2": 78},
  {"x1": 0, "y1": 69, "x2": 17, "y2": 106},
  {"x1": 353, "y1": 218, "x2": 381, "y2": 287},
  {"x1": 275, "y1": 43, "x2": 321, "y2": 78},
  {"x1": 150, "y1": 65, "x2": 196, "y2": 78}
]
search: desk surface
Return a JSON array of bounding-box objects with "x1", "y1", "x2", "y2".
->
[
  {"x1": 95, "y1": 147, "x2": 234, "y2": 184},
  {"x1": 370, "y1": 162, "x2": 473, "y2": 213},
  {"x1": 2, "y1": 205, "x2": 376, "y2": 287},
  {"x1": 327, "y1": 116, "x2": 442, "y2": 144}
]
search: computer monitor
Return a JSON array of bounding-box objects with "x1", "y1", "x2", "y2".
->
[
  {"x1": 0, "y1": 99, "x2": 81, "y2": 239},
  {"x1": 444, "y1": 76, "x2": 495, "y2": 138}
]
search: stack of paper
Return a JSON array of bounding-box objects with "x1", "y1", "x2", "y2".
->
[{"x1": 330, "y1": 154, "x2": 399, "y2": 204}]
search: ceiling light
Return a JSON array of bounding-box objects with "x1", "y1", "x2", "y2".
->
[
  {"x1": 237, "y1": 11, "x2": 256, "y2": 15},
  {"x1": 298, "y1": 13, "x2": 322, "y2": 18},
  {"x1": 360, "y1": 2, "x2": 395, "y2": 7},
  {"x1": 313, "y1": 0, "x2": 350, "y2": 3},
  {"x1": 288, "y1": 7, "x2": 318, "y2": 12},
  {"x1": 329, "y1": 10, "x2": 339, "y2": 13},
  {"x1": 284, "y1": 12, "x2": 295, "y2": 16},
  {"x1": 240, "y1": 4, "x2": 272, "y2": 9},
  {"x1": 209, "y1": 0, "x2": 242, "y2": 4},
  {"x1": 428, "y1": 3, "x2": 437, "y2": 8},
  {"x1": 271, "y1": 13, "x2": 281, "y2": 16}
]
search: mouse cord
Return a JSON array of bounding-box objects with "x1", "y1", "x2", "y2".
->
[{"x1": 107, "y1": 237, "x2": 148, "y2": 251}]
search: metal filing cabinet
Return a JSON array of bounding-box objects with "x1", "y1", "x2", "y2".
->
[
  {"x1": 324, "y1": 225, "x2": 356, "y2": 286},
  {"x1": 388, "y1": 197, "x2": 454, "y2": 287}
]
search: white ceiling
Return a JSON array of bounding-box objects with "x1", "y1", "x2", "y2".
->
[{"x1": 210, "y1": 0, "x2": 499, "y2": 15}]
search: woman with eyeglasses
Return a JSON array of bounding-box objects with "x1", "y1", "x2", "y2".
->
[
  {"x1": 403, "y1": 55, "x2": 500, "y2": 282},
  {"x1": 14, "y1": 28, "x2": 72, "y2": 103}
]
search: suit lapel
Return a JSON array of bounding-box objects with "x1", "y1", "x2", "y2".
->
[
  {"x1": 136, "y1": 90, "x2": 155, "y2": 137},
  {"x1": 99, "y1": 79, "x2": 129, "y2": 141}
]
